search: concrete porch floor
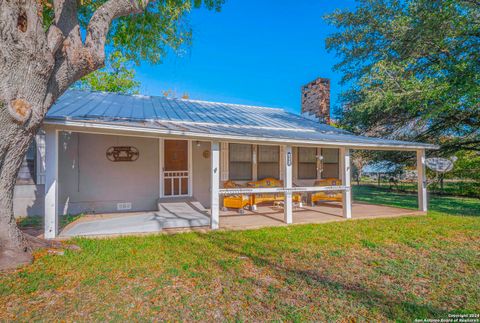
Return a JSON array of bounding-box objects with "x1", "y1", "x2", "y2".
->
[
  {"x1": 60, "y1": 201, "x2": 424, "y2": 237},
  {"x1": 219, "y1": 202, "x2": 425, "y2": 230},
  {"x1": 60, "y1": 201, "x2": 210, "y2": 237}
]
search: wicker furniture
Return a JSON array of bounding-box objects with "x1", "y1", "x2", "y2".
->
[
  {"x1": 247, "y1": 178, "x2": 302, "y2": 207},
  {"x1": 222, "y1": 180, "x2": 251, "y2": 211},
  {"x1": 311, "y1": 178, "x2": 343, "y2": 205}
]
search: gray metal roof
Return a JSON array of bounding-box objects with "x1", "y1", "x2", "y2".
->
[{"x1": 45, "y1": 90, "x2": 437, "y2": 149}]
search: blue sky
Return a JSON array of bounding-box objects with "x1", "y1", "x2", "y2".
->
[{"x1": 135, "y1": 0, "x2": 356, "y2": 116}]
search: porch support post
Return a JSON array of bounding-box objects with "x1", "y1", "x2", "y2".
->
[
  {"x1": 340, "y1": 147, "x2": 352, "y2": 219},
  {"x1": 417, "y1": 149, "x2": 427, "y2": 212},
  {"x1": 210, "y1": 141, "x2": 220, "y2": 229},
  {"x1": 284, "y1": 145, "x2": 293, "y2": 224},
  {"x1": 44, "y1": 128, "x2": 59, "y2": 239}
]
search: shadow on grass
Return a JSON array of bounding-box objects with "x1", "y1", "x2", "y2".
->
[
  {"x1": 353, "y1": 185, "x2": 480, "y2": 216},
  {"x1": 192, "y1": 231, "x2": 448, "y2": 321}
]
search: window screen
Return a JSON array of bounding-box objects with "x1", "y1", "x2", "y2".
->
[
  {"x1": 257, "y1": 145, "x2": 279, "y2": 180},
  {"x1": 229, "y1": 144, "x2": 253, "y2": 180},
  {"x1": 298, "y1": 147, "x2": 317, "y2": 179},
  {"x1": 321, "y1": 148, "x2": 339, "y2": 178}
]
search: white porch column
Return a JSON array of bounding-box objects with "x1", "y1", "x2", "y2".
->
[
  {"x1": 417, "y1": 149, "x2": 428, "y2": 212},
  {"x1": 44, "y1": 128, "x2": 59, "y2": 239},
  {"x1": 340, "y1": 147, "x2": 352, "y2": 219},
  {"x1": 284, "y1": 145, "x2": 293, "y2": 224},
  {"x1": 210, "y1": 141, "x2": 220, "y2": 229}
]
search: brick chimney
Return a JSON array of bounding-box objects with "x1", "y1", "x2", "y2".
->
[{"x1": 301, "y1": 78, "x2": 330, "y2": 124}]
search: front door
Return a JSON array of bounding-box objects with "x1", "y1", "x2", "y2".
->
[{"x1": 163, "y1": 140, "x2": 189, "y2": 196}]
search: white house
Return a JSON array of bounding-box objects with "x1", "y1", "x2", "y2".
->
[{"x1": 13, "y1": 78, "x2": 437, "y2": 238}]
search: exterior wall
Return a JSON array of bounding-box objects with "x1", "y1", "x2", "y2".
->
[
  {"x1": 58, "y1": 132, "x2": 159, "y2": 215},
  {"x1": 13, "y1": 184, "x2": 45, "y2": 217},
  {"x1": 192, "y1": 141, "x2": 212, "y2": 208},
  {"x1": 13, "y1": 133, "x2": 46, "y2": 218}
]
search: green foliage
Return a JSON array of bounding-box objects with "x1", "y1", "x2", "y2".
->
[
  {"x1": 76, "y1": 51, "x2": 140, "y2": 94},
  {"x1": 42, "y1": 0, "x2": 224, "y2": 64},
  {"x1": 450, "y1": 151, "x2": 480, "y2": 181},
  {"x1": 16, "y1": 216, "x2": 43, "y2": 229},
  {"x1": 17, "y1": 213, "x2": 84, "y2": 230},
  {"x1": 325, "y1": 0, "x2": 480, "y2": 154}
]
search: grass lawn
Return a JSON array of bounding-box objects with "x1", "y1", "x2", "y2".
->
[
  {"x1": 357, "y1": 179, "x2": 480, "y2": 199},
  {"x1": 353, "y1": 185, "x2": 480, "y2": 216},
  {"x1": 1, "y1": 191, "x2": 479, "y2": 321}
]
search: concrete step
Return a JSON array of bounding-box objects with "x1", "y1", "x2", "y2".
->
[{"x1": 157, "y1": 198, "x2": 210, "y2": 228}]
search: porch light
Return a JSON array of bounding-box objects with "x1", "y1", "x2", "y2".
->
[{"x1": 316, "y1": 154, "x2": 324, "y2": 174}]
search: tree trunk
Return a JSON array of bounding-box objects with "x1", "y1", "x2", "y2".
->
[
  {"x1": 0, "y1": 138, "x2": 34, "y2": 269},
  {"x1": 0, "y1": 0, "x2": 55, "y2": 269},
  {"x1": 0, "y1": 94, "x2": 47, "y2": 269},
  {"x1": 0, "y1": 0, "x2": 151, "y2": 270}
]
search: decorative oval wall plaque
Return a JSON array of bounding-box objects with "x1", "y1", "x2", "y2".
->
[
  {"x1": 106, "y1": 146, "x2": 139, "y2": 162},
  {"x1": 203, "y1": 150, "x2": 211, "y2": 159}
]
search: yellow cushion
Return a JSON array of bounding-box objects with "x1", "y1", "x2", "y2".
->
[
  {"x1": 312, "y1": 178, "x2": 343, "y2": 203},
  {"x1": 246, "y1": 178, "x2": 302, "y2": 205},
  {"x1": 222, "y1": 180, "x2": 251, "y2": 209}
]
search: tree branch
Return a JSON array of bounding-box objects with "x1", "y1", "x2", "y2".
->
[
  {"x1": 45, "y1": 0, "x2": 151, "y2": 104},
  {"x1": 46, "y1": 25, "x2": 64, "y2": 55},
  {"x1": 53, "y1": 0, "x2": 80, "y2": 37},
  {"x1": 85, "y1": 0, "x2": 149, "y2": 66}
]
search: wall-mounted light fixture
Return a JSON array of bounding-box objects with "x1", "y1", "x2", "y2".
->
[
  {"x1": 196, "y1": 141, "x2": 201, "y2": 147},
  {"x1": 316, "y1": 154, "x2": 324, "y2": 174}
]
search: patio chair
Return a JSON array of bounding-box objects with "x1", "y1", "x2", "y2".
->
[
  {"x1": 222, "y1": 180, "x2": 251, "y2": 212},
  {"x1": 247, "y1": 177, "x2": 302, "y2": 209},
  {"x1": 311, "y1": 178, "x2": 343, "y2": 206}
]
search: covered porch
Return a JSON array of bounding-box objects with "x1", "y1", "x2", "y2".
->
[
  {"x1": 59, "y1": 201, "x2": 424, "y2": 237},
  {"x1": 42, "y1": 91, "x2": 436, "y2": 238},
  {"x1": 209, "y1": 141, "x2": 429, "y2": 231},
  {"x1": 42, "y1": 129, "x2": 431, "y2": 238}
]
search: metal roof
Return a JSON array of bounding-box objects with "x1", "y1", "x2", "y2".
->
[{"x1": 45, "y1": 90, "x2": 437, "y2": 150}]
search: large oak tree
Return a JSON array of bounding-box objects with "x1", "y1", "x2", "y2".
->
[
  {"x1": 325, "y1": 0, "x2": 480, "y2": 155},
  {"x1": 0, "y1": 0, "x2": 222, "y2": 269}
]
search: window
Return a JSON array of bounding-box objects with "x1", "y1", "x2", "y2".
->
[
  {"x1": 229, "y1": 144, "x2": 252, "y2": 180},
  {"x1": 257, "y1": 145, "x2": 279, "y2": 179},
  {"x1": 16, "y1": 141, "x2": 36, "y2": 184},
  {"x1": 298, "y1": 147, "x2": 317, "y2": 179},
  {"x1": 321, "y1": 148, "x2": 339, "y2": 178}
]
